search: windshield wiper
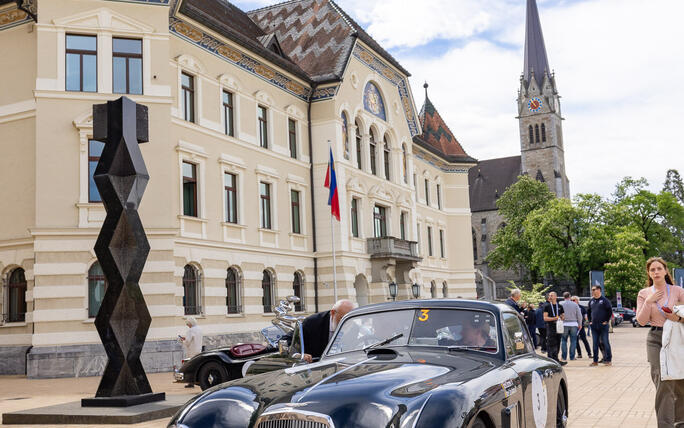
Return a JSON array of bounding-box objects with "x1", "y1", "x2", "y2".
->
[
  {"x1": 447, "y1": 345, "x2": 496, "y2": 352},
  {"x1": 363, "y1": 333, "x2": 404, "y2": 352}
]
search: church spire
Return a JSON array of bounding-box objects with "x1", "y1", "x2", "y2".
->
[{"x1": 523, "y1": 0, "x2": 551, "y2": 89}]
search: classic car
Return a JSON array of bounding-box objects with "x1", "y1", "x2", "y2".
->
[
  {"x1": 174, "y1": 297, "x2": 304, "y2": 390},
  {"x1": 168, "y1": 299, "x2": 569, "y2": 428}
]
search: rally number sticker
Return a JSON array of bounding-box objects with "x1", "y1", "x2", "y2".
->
[
  {"x1": 418, "y1": 309, "x2": 430, "y2": 321},
  {"x1": 531, "y1": 370, "x2": 548, "y2": 428}
]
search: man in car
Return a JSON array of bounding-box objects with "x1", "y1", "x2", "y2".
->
[
  {"x1": 302, "y1": 299, "x2": 354, "y2": 362},
  {"x1": 459, "y1": 318, "x2": 495, "y2": 348}
]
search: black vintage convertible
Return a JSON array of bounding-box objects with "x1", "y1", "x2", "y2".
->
[{"x1": 168, "y1": 299, "x2": 569, "y2": 428}]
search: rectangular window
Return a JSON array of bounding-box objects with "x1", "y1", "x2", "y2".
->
[
  {"x1": 356, "y1": 131, "x2": 362, "y2": 170},
  {"x1": 437, "y1": 184, "x2": 442, "y2": 210},
  {"x1": 413, "y1": 174, "x2": 417, "y2": 201},
  {"x1": 416, "y1": 224, "x2": 421, "y2": 255},
  {"x1": 258, "y1": 106, "x2": 268, "y2": 148},
  {"x1": 182, "y1": 162, "x2": 197, "y2": 217},
  {"x1": 112, "y1": 38, "x2": 142, "y2": 95},
  {"x1": 351, "y1": 198, "x2": 359, "y2": 238},
  {"x1": 291, "y1": 190, "x2": 301, "y2": 234},
  {"x1": 223, "y1": 91, "x2": 234, "y2": 136},
  {"x1": 440, "y1": 229, "x2": 445, "y2": 258},
  {"x1": 66, "y1": 34, "x2": 97, "y2": 92},
  {"x1": 181, "y1": 72, "x2": 195, "y2": 122},
  {"x1": 224, "y1": 172, "x2": 238, "y2": 223},
  {"x1": 260, "y1": 182, "x2": 271, "y2": 229},
  {"x1": 373, "y1": 205, "x2": 387, "y2": 238},
  {"x1": 288, "y1": 118, "x2": 297, "y2": 159},
  {"x1": 88, "y1": 139, "x2": 104, "y2": 202},
  {"x1": 369, "y1": 142, "x2": 377, "y2": 175},
  {"x1": 400, "y1": 212, "x2": 406, "y2": 240},
  {"x1": 427, "y1": 226, "x2": 433, "y2": 256},
  {"x1": 424, "y1": 179, "x2": 430, "y2": 205}
]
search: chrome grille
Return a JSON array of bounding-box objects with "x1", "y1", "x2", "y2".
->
[{"x1": 256, "y1": 409, "x2": 333, "y2": 428}]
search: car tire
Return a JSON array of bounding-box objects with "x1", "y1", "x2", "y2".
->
[
  {"x1": 556, "y1": 386, "x2": 567, "y2": 427},
  {"x1": 471, "y1": 416, "x2": 487, "y2": 428},
  {"x1": 198, "y1": 361, "x2": 228, "y2": 390}
]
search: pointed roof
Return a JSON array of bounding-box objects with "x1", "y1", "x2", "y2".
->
[
  {"x1": 413, "y1": 84, "x2": 475, "y2": 163},
  {"x1": 468, "y1": 156, "x2": 522, "y2": 212},
  {"x1": 523, "y1": 0, "x2": 551, "y2": 88},
  {"x1": 247, "y1": 0, "x2": 409, "y2": 82}
]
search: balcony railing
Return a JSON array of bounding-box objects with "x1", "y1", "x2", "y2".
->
[{"x1": 366, "y1": 236, "x2": 421, "y2": 261}]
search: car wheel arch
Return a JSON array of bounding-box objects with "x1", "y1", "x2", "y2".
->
[
  {"x1": 558, "y1": 378, "x2": 569, "y2": 418},
  {"x1": 473, "y1": 410, "x2": 494, "y2": 428}
]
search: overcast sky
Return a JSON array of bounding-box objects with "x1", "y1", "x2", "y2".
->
[{"x1": 234, "y1": 0, "x2": 684, "y2": 198}]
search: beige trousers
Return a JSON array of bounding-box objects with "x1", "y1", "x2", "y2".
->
[{"x1": 646, "y1": 329, "x2": 684, "y2": 428}]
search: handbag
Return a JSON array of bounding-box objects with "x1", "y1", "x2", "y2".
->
[{"x1": 556, "y1": 319, "x2": 564, "y2": 334}]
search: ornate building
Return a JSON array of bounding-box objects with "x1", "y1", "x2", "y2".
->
[
  {"x1": 0, "y1": 0, "x2": 477, "y2": 377},
  {"x1": 469, "y1": 0, "x2": 570, "y2": 298}
]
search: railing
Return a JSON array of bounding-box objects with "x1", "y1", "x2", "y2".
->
[{"x1": 366, "y1": 236, "x2": 421, "y2": 261}]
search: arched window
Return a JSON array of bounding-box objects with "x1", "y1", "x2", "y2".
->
[
  {"x1": 88, "y1": 262, "x2": 107, "y2": 318},
  {"x1": 293, "y1": 271, "x2": 304, "y2": 312},
  {"x1": 472, "y1": 228, "x2": 478, "y2": 260},
  {"x1": 355, "y1": 120, "x2": 363, "y2": 170},
  {"x1": 528, "y1": 125, "x2": 534, "y2": 144},
  {"x1": 262, "y1": 270, "x2": 274, "y2": 313},
  {"x1": 226, "y1": 267, "x2": 241, "y2": 314},
  {"x1": 383, "y1": 135, "x2": 391, "y2": 181},
  {"x1": 442, "y1": 281, "x2": 448, "y2": 298},
  {"x1": 541, "y1": 123, "x2": 546, "y2": 142},
  {"x1": 341, "y1": 112, "x2": 350, "y2": 159},
  {"x1": 369, "y1": 131, "x2": 377, "y2": 175},
  {"x1": 534, "y1": 124, "x2": 540, "y2": 143},
  {"x1": 430, "y1": 281, "x2": 437, "y2": 298},
  {"x1": 402, "y1": 143, "x2": 408, "y2": 184},
  {"x1": 7, "y1": 268, "x2": 26, "y2": 323},
  {"x1": 183, "y1": 264, "x2": 201, "y2": 315}
]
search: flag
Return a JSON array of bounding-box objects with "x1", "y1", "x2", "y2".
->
[{"x1": 324, "y1": 148, "x2": 340, "y2": 221}]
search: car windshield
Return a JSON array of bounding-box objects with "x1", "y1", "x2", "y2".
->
[{"x1": 326, "y1": 308, "x2": 498, "y2": 356}]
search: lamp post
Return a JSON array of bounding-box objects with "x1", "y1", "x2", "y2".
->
[
  {"x1": 411, "y1": 283, "x2": 421, "y2": 299},
  {"x1": 388, "y1": 281, "x2": 397, "y2": 301}
]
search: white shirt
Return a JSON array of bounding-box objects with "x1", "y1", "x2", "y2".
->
[{"x1": 182, "y1": 325, "x2": 203, "y2": 359}]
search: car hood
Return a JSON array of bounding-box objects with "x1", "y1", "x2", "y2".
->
[{"x1": 173, "y1": 348, "x2": 501, "y2": 427}]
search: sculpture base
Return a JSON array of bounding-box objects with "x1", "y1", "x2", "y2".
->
[{"x1": 81, "y1": 392, "x2": 166, "y2": 407}]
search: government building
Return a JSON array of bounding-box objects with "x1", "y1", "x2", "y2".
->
[{"x1": 0, "y1": 0, "x2": 477, "y2": 377}]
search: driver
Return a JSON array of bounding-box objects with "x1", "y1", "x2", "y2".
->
[
  {"x1": 460, "y1": 320, "x2": 494, "y2": 348},
  {"x1": 302, "y1": 299, "x2": 355, "y2": 362}
]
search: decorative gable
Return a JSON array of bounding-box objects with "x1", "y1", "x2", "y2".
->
[{"x1": 52, "y1": 8, "x2": 155, "y2": 34}]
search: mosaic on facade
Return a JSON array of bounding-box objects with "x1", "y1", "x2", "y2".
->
[
  {"x1": 363, "y1": 82, "x2": 386, "y2": 121},
  {"x1": 0, "y1": 6, "x2": 31, "y2": 31}
]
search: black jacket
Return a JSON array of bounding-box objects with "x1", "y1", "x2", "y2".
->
[
  {"x1": 302, "y1": 310, "x2": 331, "y2": 360},
  {"x1": 505, "y1": 298, "x2": 523, "y2": 314},
  {"x1": 587, "y1": 296, "x2": 612, "y2": 327}
]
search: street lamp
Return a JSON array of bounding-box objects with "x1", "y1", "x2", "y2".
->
[
  {"x1": 411, "y1": 283, "x2": 421, "y2": 299},
  {"x1": 388, "y1": 281, "x2": 397, "y2": 301}
]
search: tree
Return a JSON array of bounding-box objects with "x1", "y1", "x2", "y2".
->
[
  {"x1": 604, "y1": 228, "x2": 647, "y2": 303},
  {"x1": 507, "y1": 281, "x2": 551, "y2": 305},
  {"x1": 486, "y1": 175, "x2": 554, "y2": 282},
  {"x1": 663, "y1": 169, "x2": 684, "y2": 205}
]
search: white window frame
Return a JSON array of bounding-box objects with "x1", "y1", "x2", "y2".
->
[{"x1": 176, "y1": 141, "x2": 208, "y2": 239}]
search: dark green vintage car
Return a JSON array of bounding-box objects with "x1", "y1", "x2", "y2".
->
[{"x1": 169, "y1": 299, "x2": 569, "y2": 428}]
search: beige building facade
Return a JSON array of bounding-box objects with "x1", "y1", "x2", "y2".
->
[{"x1": 0, "y1": 0, "x2": 476, "y2": 377}]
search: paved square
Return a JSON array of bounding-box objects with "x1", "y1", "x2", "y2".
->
[{"x1": 0, "y1": 324, "x2": 656, "y2": 427}]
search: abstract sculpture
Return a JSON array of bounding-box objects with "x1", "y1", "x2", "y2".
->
[{"x1": 82, "y1": 97, "x2": 164, "y2": 407}]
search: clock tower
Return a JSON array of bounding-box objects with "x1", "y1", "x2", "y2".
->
[{"x1": 517, "y1": 0, "x2": 569, "y2": 198}]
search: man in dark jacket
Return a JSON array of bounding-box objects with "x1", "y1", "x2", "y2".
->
[
  {"x1": 505, "y1": 289, "x2": 523, "y2": 314},
  {"x1": 587, "y1": 285, "x2": 612, "y2": 366},
  {"x1": 535, "y1": 300, "x2": 547, "y2": 351},
  {"x1": 524, "y1": 302, "x2": 538, "y2": 348},
  {"x1": 302, "y1": 299, "x2": 354, "y2": 362}
]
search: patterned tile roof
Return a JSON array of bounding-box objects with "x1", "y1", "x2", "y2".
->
[
  {"x1": 247, "y1": 0, "x2": 410, "y2": 82},
  {"x1": 414, "y1": 89, "x2": 475, "y2": 163},
  {"x1": 468, "y1": 156, "x2": 522, "y2": 212}
]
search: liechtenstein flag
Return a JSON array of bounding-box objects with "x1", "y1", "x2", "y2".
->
[{"x1": 324, "y1": 148, "x2": 340, "y2": 221}]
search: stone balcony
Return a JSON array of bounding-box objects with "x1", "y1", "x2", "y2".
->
[{"x1": 366, "y1": 237, "x2": 421, "y2": 261}]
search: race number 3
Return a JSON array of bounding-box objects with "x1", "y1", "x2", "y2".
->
[{"x1": 418, "y1": 309, "x2": 430, "y2": 321}]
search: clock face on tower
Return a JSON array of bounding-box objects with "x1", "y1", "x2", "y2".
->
[{"x1": 528, "y1": 97, "x2": 542, "y2": 112}]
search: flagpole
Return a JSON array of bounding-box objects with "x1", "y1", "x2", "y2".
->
[{"x1": 328, "y1": 140, "x2": 338, "y2": 303}]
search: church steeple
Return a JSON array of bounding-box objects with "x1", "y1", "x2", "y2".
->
[{"x1": 523, "y1": 0, "x2": 551, "y2": 89}]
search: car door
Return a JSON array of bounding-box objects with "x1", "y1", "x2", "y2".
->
[{"x1": 502, "y1": 311, "x2": 556, "y2": 428}]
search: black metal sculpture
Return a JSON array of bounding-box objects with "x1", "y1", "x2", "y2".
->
[{"x1": 82, "y1": 97, "x2": 164, "y2": 407}]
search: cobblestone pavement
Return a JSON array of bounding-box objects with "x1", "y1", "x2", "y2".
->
[{"x1": 0, "y1": 324, "x2": 656, "y2": 427}]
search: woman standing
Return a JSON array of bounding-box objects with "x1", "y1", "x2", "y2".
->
[{"x1": 636, "y1": 257, "x2": 684, "y2": 427}]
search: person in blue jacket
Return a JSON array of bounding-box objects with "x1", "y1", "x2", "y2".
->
[
  {"x1": 587, "y1": 285, "x2": 612, "y2": 366},
  {"x1": 535, "y1": 299, "x2": 547, "y2": 351}
]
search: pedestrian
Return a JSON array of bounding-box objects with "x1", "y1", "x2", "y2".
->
[
  {"x1": 525, "y1": 302, "x2": 538, "y2": 348},
  {"x1": 571, "y1": 295, "x2": 592, "y2": 359},
  {"x1": 587, "y1": 285, "x2": 612, "y2": 366},
  {"x1": 536, "y1": 299, "x2": 547, "y2": 351},
  {"x1": 302, "y1": 299, "x2": 355, "y2": 362},
  {"x1": 636, "y1": 257, "x2": 684, "y2": 427},
  {"x1": 505, "y1": 288, "x2": 524, "y2": 314},
  {"x1": 179, "y1": 317, "x2": 203, "y2": 387},
  {"x1": 560, "y1": 291, "x2": 582, "y2": 361},
  {"x1": 543, "y1": 291, "x2": 566, "y2": 365}
]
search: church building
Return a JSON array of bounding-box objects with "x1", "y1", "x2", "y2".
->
[{"x1": 469, "y1": 0, "x2": 570, "y2": 298}]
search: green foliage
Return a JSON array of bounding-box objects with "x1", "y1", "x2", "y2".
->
[
  {"x1": 507, "y1": 281, "x2": 551, "y2": 305},
  {"x1": 604, "y1": 229, "x2": 647, "y2": 302},
  {"x1": 663, "y1": 169, "x2": 684, "y2": 205}
]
